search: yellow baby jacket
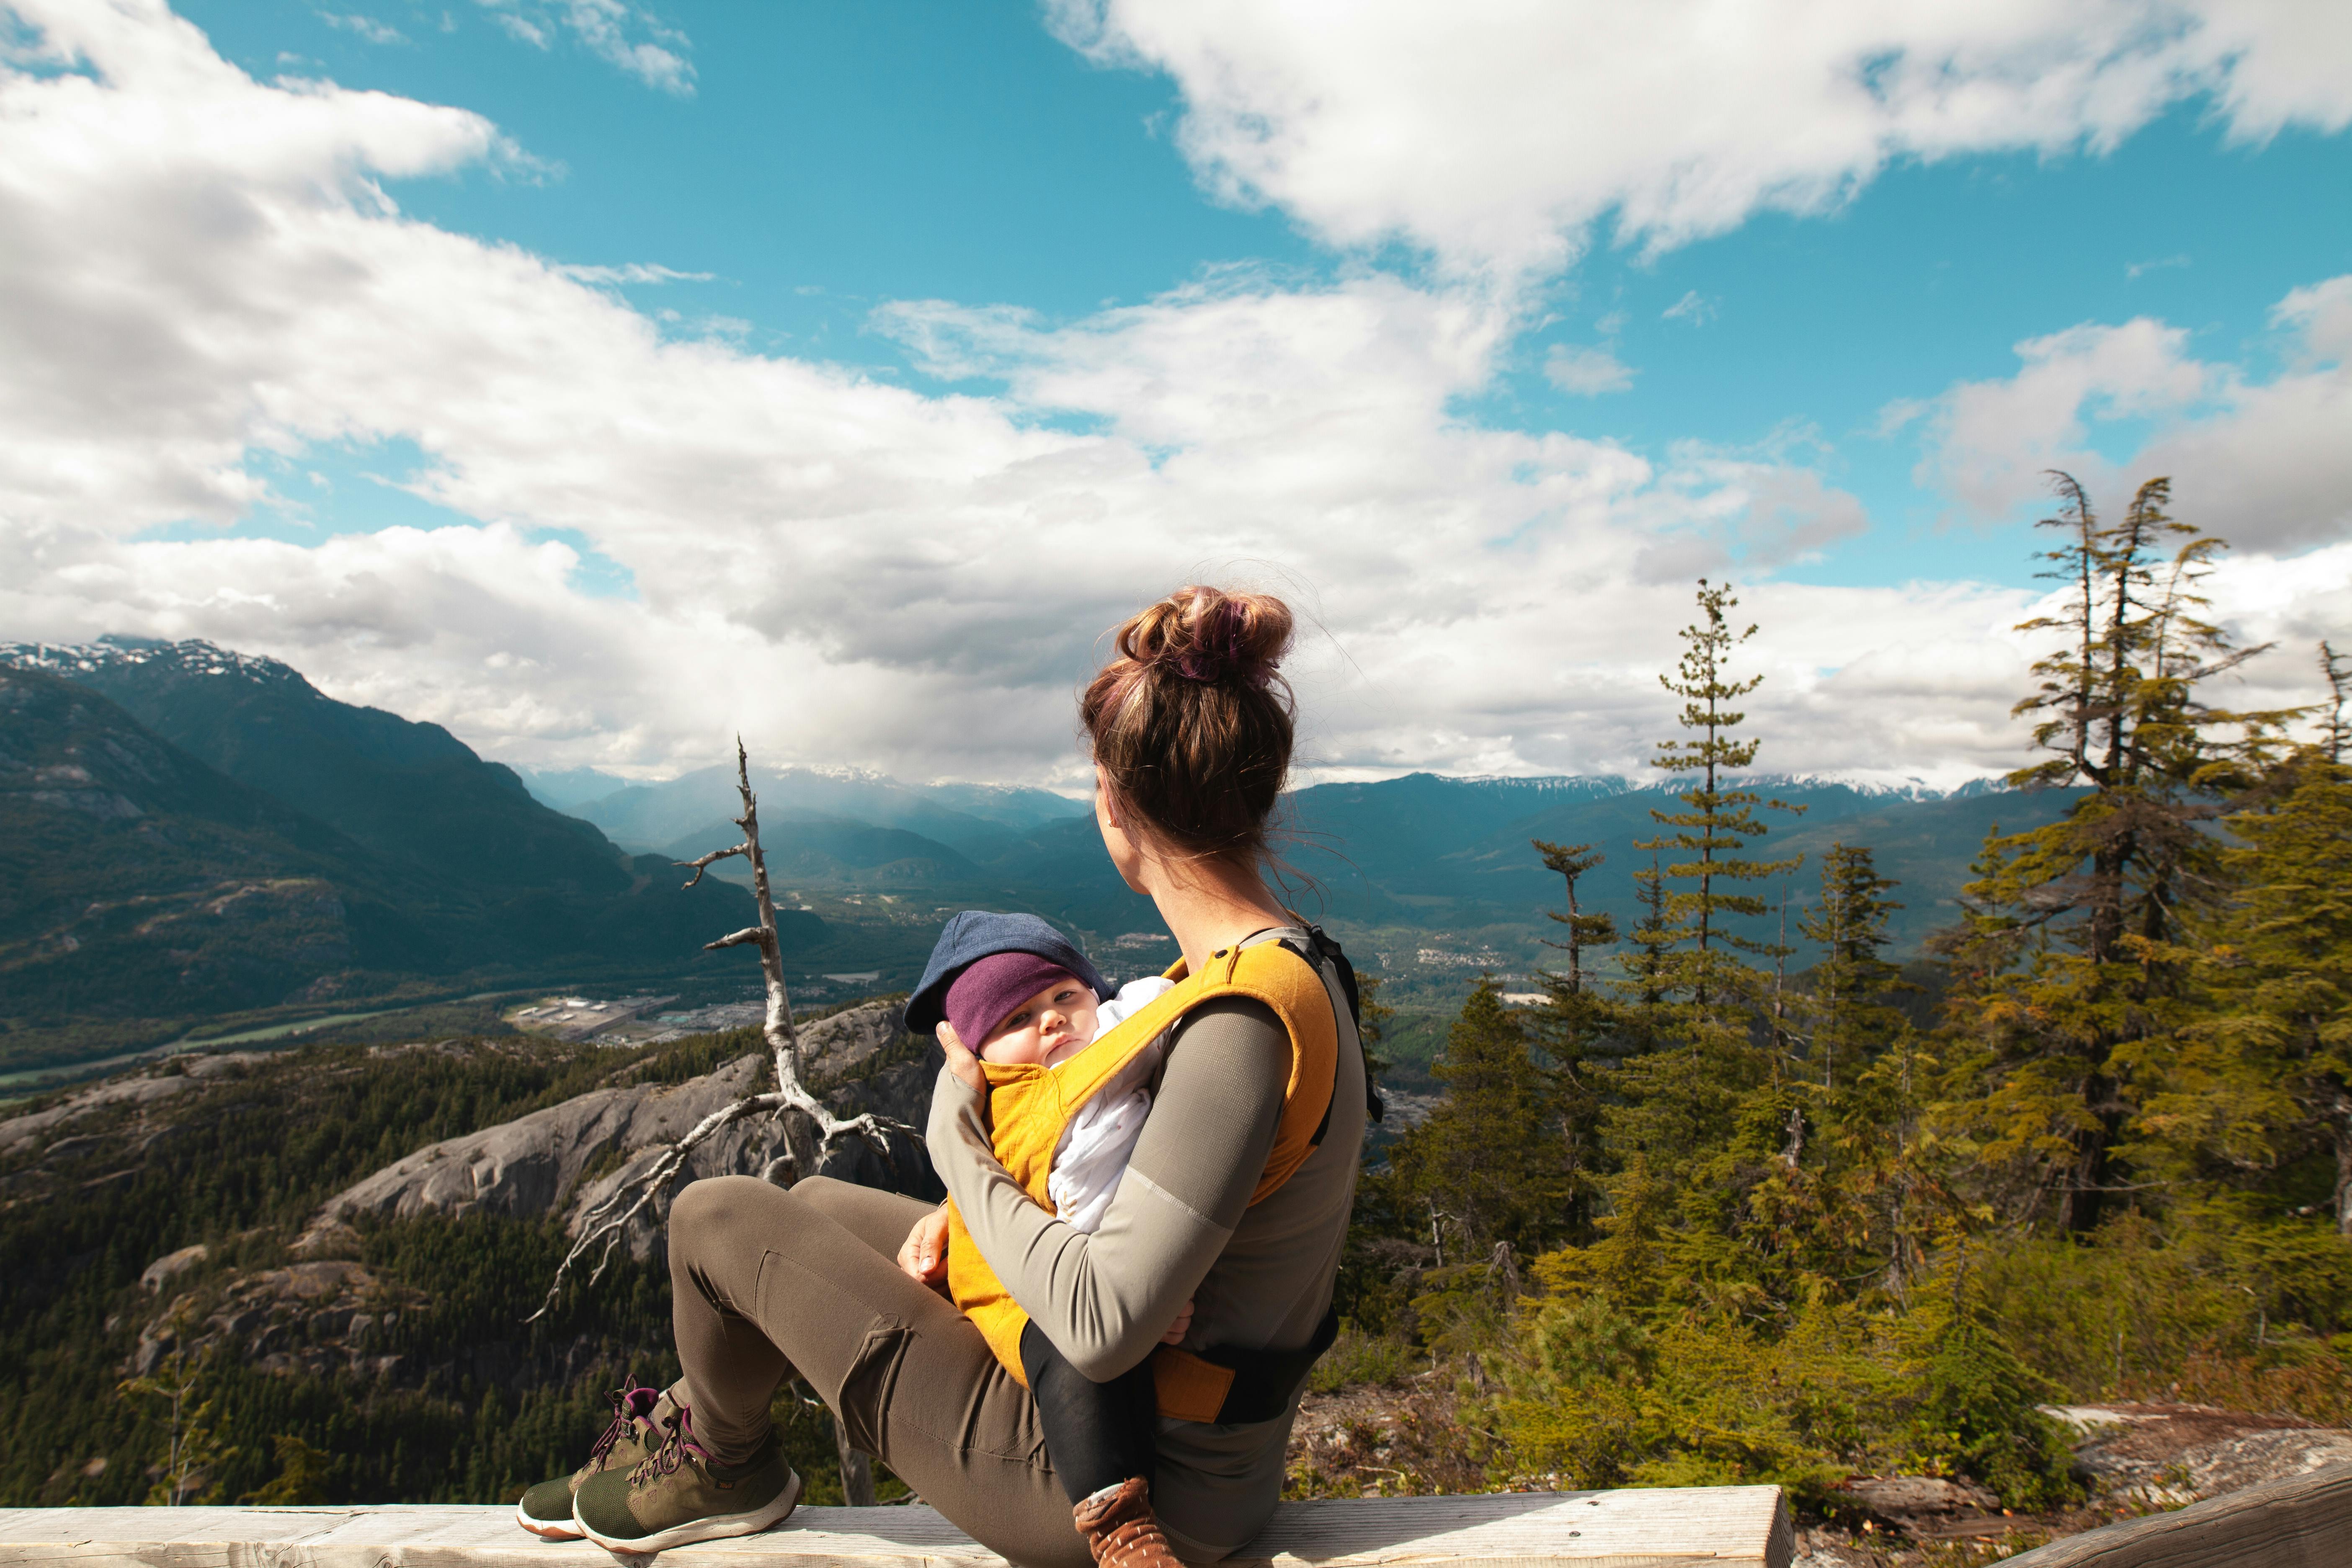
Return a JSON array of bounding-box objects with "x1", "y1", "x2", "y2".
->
[{"x1": 944, "y1": 938, "x2": 1338, "y2": 1421}]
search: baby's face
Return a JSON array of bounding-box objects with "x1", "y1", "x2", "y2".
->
[{"x1": 977, "y1": 977, "x2": 1100, "y2": 1069}]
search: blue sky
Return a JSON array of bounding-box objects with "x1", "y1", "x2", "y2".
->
[
  {"x1": 167, "y1": 1, "x2": 2352, "y2": 592},
  {"x1": 5, "y1": 0, "x2": 2349, "y2": 785}
]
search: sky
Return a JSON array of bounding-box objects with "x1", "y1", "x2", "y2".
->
[{"x1": 2, "y1": 0, "x2": 2348, "y2": 792}]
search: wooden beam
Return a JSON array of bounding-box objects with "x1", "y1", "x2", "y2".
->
[
  {"x1": 1999, "y1": 1462, "x2": 2352, "y2": 1568},
  {"x1": 0, "y1": 1488, "x2": 1792, "y2": 1568}
]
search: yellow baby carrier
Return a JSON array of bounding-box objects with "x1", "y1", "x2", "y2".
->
[{"x1": 945, "y1": 935, "x2": 1346, "y2": 1423}]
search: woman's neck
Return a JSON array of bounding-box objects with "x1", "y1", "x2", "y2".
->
[{"x1": 1145, "y1": 855, "x2": 1293, "y2": 976}]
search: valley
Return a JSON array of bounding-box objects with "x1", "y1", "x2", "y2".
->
[{"x1": 2, "y1": 635, "x2": 2072, "y2": 1089}]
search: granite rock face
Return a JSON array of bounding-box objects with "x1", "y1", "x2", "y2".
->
[
  {"x1": 0, "y1": 1052, "x2": 268, "y2": 1158},
  {"x1": 306, "y1": 1002, "x2": 940, "y2": 1260},
  {"x1": 2052, "y1": 1401, "x2": 2352, "y2": 1504}
]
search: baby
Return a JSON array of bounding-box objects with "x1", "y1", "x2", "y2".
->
[
  {"x1": 944, "y1": 951, "x2": 1173, "y2": 1230},
  {"x1": 900, "y1": 913, "x2": 1182, "y2": 1566}
]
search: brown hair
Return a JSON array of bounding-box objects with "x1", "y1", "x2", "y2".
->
[{"x1": 1081, "y1": 585, "x2": 1296, "y2": 866}]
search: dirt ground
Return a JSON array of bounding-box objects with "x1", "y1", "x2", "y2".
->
[{"x1": 1282, "y1": 1383, "x2": 2352, "y2": 1565}]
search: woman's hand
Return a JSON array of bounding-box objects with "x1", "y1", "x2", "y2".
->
[
  {"x1": 1159, "y1": 1299, "x2": 1194, "y2": 1346},
  {"x1": 935, "y1": 1021, "x2": 985, "y2": 1093},
  {"x1": 898, "y1": 1203, "x2": 951, "y2": 1292}
]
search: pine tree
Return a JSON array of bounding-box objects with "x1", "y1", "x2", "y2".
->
[
  {"x1": 1532, "y1": 840, "x2": 1619, "y2": 1243},
  {"x1": 1639, "y1": 580, "x2": 1805, "y2": 1005},
  {"x1": 1386, "y1": 978, "x2": 1571, "y2": 1259},
  {"x1": 1936, "y1": 474, "x2": 2295, "y2": 1233},
  {"x1": 2319, "y1": 640, "x2": 2349, "y2": 766},
  {"x1": 1800, "y1": 844, "x2": 1909, "y2": 1091},
  {"x1": 1605, "y1": 580, "x2": 1802, "y2": 1185},
  {"x1": 1795, "y1": 844, "x2": 1941, "y2": 1299},
  {"x1": 2164, "y1": 749, "x2": 2352, "y2": 1234}
]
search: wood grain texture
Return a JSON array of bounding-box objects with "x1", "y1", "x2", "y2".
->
[
  {"x1": 1999, "y1": 1462, "x2": 2352, "y2": 1568},
  {"x1": 0, "y1": 1488, "x2": 1792, "y2": 1568}
]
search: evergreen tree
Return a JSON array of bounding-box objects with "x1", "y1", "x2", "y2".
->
[
  {"x1": 1385, "y1": 978, "x2": 1571, "y2": 1259},
  {"x1": 1639, "y1": 580, "x2": 1805, "y2": 1004},
  {"x1": 2319, "y1": 640, "x2": 2349, "y2": 766},
  {"x1": 1936, "y1": 474, "x2": 2293, "y2": 1233},
  {"x1": 1788, "y1": 844, "x2": 1945, "y2": 1300},
  {"x1": 1605, "y1": 580, "x2": 1802, "y2": 1184},
  {"x1": 2163, "y1": 750, "x2": 2352, "y2": 1234},
  {"x1": 1800, "y1": 844, "x2": 1909, "y2": 1091},
  {"x1": 1532, "y1": 840, "x2": 1619, "y2": 1243}
]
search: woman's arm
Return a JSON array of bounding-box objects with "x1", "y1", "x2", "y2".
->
[{"x1": 927, "y1": 997, "x2": 1286, "y2": 1380}]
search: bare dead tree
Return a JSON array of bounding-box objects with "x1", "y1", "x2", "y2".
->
[{"x1": 529, "y1": 739, "x2": 913, "y2": 1322}]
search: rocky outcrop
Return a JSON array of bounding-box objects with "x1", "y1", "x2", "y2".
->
[
  {"x1": 305, "y1": 1002, "x2": 940, "y2": 1260},
  {"x1": 2051, "y1": 1401, "x2": 2352, "y2": 1504},
  {"x1": 0, "y1": 1052, "x2": 266, "y2": 1158},
  {"x1": 134, "y1": 1260, "x2": 421, "y2": 1380},
  {"x1": 139, "y1": 1243, "x2": 209, "y2": 1294}
]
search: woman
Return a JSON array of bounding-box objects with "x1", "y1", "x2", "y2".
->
[{"x1": 520, "y1": 585, "x2": 1367, "y2": 1567}]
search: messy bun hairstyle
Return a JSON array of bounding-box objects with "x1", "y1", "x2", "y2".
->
[{"x1": 1081, "y1": 585, "x2": 1295, "y2": 865}]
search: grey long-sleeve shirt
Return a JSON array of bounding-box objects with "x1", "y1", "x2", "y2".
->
[{"x1": 928, "y1": 927, "x2": 1368, "y2": 1557}]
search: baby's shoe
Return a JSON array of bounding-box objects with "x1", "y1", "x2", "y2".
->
[{"x1": 1072, "y1": 1476, "x2": 1183, "y2": 1568}]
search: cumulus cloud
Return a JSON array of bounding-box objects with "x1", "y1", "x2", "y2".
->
[
  {"x1": 1904, "y1": 283, "x2": 2352, "y2": 554},
  {"x1": 1048, "y1": 0, "x2": 2352, "y2": 279},
  {"x1": 0, "y1": 0, "x2": 2341, "y2": 794}
]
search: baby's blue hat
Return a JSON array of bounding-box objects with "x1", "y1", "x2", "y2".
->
[{"x1": 902, "y1": 910, "x2": 1110, "y2": 1036}]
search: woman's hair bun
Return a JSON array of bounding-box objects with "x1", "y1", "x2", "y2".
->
[
  {"x1": 1081, "y1": 585, "x2": 1297, "y2": 865},
  {"x1": 1117, "y1": 585, "x2": 1292, "y2": 688}
]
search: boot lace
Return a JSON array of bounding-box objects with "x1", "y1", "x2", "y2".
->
[
  {"x1": 628, "y1": 1408, "x2": 714, "y2": 1488},
  {"x1": 586, "y1": 1379, "x2": 648, "y2": 1467}
]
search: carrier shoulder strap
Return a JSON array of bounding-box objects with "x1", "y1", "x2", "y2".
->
[{"x1": 1277, "y1": 925, "x2": 1386, "y2": 1132}]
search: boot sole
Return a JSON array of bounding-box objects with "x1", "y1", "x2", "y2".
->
[
  {"x1": 575, "y1": 1467, "x2": 803, "y2": 1553},
  {"x1": 513, "y1": 1501, "x2": 585, "y2": 1542}
]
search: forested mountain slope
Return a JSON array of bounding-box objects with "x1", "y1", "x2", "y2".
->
[
  {"x1": 0, "y1": 1008, "x2": 936, "y2": 1508},
  {"x1": 0, "y1": 643, "x2": 773, "y2": 1074},
  {"x1": 1, "y1": 664, "x2": 435, "y2": 1009}
]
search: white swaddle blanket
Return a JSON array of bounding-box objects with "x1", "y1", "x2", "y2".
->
[{"x1": 1045, "y1": 975, "x2": 1177, "y2": 1233}]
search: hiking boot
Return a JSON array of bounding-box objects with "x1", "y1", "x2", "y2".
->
[
  {"x1": 513, "y1": 1380, "x2": 676, "y2": 1540},
  {"x1": 1072, "y1": 1476, "x2": 1181, "y2": 1568},
  {"x1": 573, "y1": 1409, "x2": 802, "y2": 1552}
]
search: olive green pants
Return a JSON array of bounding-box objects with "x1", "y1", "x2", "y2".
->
[{"x1": 668, "y1": 1174, "x2": 1092, "y2": 1568}]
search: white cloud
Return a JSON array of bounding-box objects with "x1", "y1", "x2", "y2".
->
[
  {"x1": 474, "y1": 0, "x2": 692, "y2": 93},
  {"x1": 1904, "y1": 285, "x2": 2352, "y2": 554},
  {"x1": 487, "y1": 12, "x2": 549, "y2": 49},
  {"x1": 555, "y1": 261, "x2": 714, "y2": 285},
  {"x1": 1047, "y1": 0, "x2": 2352, "y2": 279},
  {"x1": 1, "y1": 0, "x2": 2342, "y2": 795},
  {"x1": 2275, "y1": 274, "x2": 2352, "y2": 362},
  {"x1": 2126, "y1": 253, "x2": 2190, "y2": 280},
  {"x1": 1662, "y1": 290, "x2": 1717, "y2": 326},
  {"x1": 1545, "y1": 343, "x2": 1634, "y2": 396},
  {"x1": 319, "y1": 12, "x2": 405, "y2": 46},
  {"x1": 1907, "y1": 317, "x2": 2213, "y2": 520}
]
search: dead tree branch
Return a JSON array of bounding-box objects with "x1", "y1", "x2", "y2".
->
[{"x1": 528, "y1": 738, "x2": 916, "y2": 1322}]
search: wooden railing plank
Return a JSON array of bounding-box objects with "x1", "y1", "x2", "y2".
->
[
  {"x1": 0, "y1": 1489, "x2": 1792, "y2": 1568},
  {"x1": 1998, "y1": 1462, "x2": 2352, "y2": 1568}
]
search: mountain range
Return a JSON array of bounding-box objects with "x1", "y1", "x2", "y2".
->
[
  {"x1": 0, "y1": 639, "x2": 779, "y2": 1074},
  {"x1": 1, "y1": 635, "x2": 2076, "y2": 1079}
]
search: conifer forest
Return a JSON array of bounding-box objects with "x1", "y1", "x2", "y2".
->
[
  {"x1": 1346, "y1": 475, "x2": 2352, "y2": 1507},
  {"x1": 3, "y1": 475, "x2": 2347, "y2": 1520}
]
